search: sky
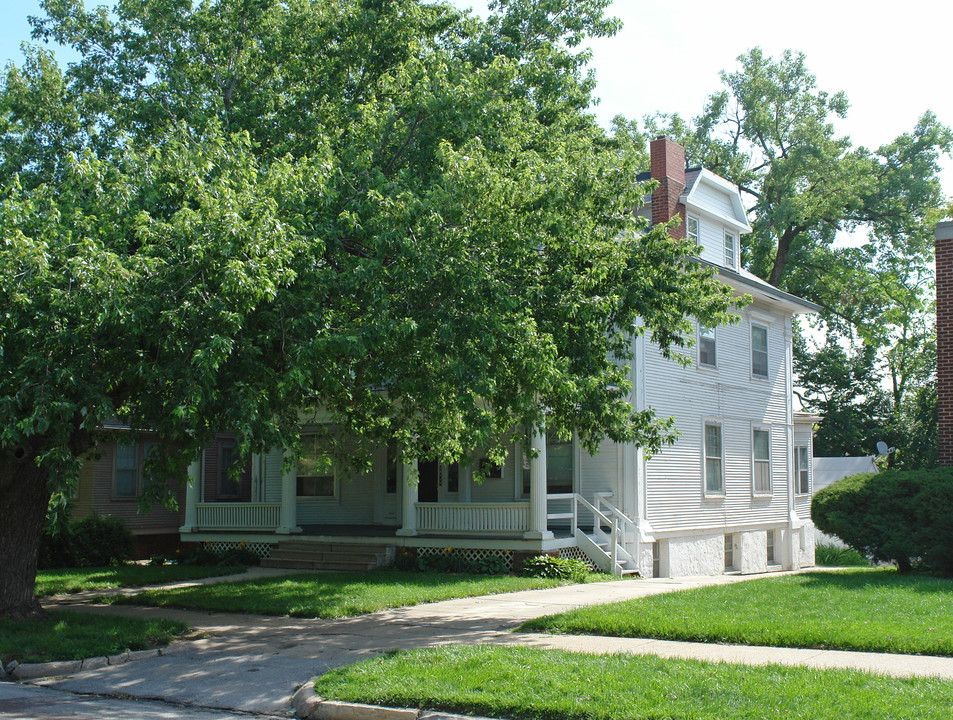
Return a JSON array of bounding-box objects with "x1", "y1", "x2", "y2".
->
[{"x1": 2, "y1": 0, "x2": 952, "y2": 198}]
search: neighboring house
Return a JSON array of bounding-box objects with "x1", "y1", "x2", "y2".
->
[
  {"x1": 810, "y1": 455, "x2": 879, "y2": 548},
  {"x1": 80, "y1": 138, "x2": 821, "y2": 576},
  {"x1": 73, "y1": 432, "x2": 186, "y2": 558},
  {"x1": 72, "y1": 432, "x2": 249, "y2": 558}
]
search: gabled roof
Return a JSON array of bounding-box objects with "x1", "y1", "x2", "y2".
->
[{"x1": 681, "y1": 168, "x2": 752, "y2": 235}]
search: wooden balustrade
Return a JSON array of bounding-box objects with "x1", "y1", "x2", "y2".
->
[
  {"x1": 415, "y1": 502, "x2": 530, "y2": 534},
  {"x1": 195, "y1": 502, "x2": 281, "y2": 531}
]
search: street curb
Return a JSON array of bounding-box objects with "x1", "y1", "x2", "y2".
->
[
  {"x1": 292, "y1": 680, "x2": 498, "y2": 720},
  {"x1": 6, "y1": 648, "x2": 162, "y2": 681}
]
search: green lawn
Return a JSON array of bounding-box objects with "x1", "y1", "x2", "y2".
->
[
  {"x1": 36, "y1": 564, "x2": 245, "y2": 597},
  {"x1": 0, "y1": 611, "x2": 188, "y2": 664},
  {"x1": 521, "y1": 569, "x2": 953, "y2": 656},
  {"x1": 314, "y1": 645, "x2": 953, "y2": 720},
  {"x1": 117, "y1": 570, "x2": 585, "y2": 618}
]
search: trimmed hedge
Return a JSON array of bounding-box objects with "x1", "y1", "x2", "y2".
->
[{"x1": 812, "y1": 469, "x2": 953, "y2": 574}]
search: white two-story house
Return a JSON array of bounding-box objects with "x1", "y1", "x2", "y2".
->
[{"x1": 79, "y1": 138, "x2": 819, "y2": 577}]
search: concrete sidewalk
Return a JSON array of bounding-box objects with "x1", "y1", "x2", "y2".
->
[{"x1": 30, "y1": 569, "x2": 953, "y2": 716}]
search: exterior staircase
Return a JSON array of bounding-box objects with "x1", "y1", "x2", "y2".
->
[
  {"x1": 548, "y1": 492, "x2": 642, "y2": 577},
  {"x1": 261, "y1": 540, "x2": 395, "y2": 571}
]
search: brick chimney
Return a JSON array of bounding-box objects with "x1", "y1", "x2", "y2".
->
[
  {"x1": 938, "y1": 221, "x2": 953, "y2": 466},
  {"x1": 650, "y1": 137, "x2": 687, "y2": 239}
]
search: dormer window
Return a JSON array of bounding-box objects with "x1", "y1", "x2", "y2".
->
[
  {"x1": 725, "y1": 232, "x2": 736, "y2": 268},
  {"x1": 687, "y1": 216, "x2": 699, "y2": 245}
]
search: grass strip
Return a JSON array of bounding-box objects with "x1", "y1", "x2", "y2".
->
[
  {"x1": 36, "y1": 564, "x2": 245, "y2": 597},
  {"x1": 0, "y1": 611, "x2": 188, "y2": 664},
  {"x1": 521, "y1": 569, "x2": 953, "y2": 656},
  {"x1": 117, "y1": 570, "x2": 587, "y2": 618},
  {"x1": 314, "y1": 645, "x2": 953, "y2": 720}
]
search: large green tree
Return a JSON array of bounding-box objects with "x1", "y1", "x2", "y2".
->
[
  {"x1": 0, "y1": 0, "x2": 735, "y2": 617},
  {"x1": 642, "y1": 48, "x2": 949, "y2": 460}
]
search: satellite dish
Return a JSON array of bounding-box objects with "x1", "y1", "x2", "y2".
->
[{"x1": 876, "y1": 441, "x2": 889, "y2": 456}]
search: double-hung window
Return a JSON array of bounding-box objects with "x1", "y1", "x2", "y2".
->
[
  {"x1": 687, "y1": 216, "x2": 699, "y2": 245},
  {"x1": 704, "y1": 423, "x2": 724, "y2": 494},
  {"x1": 114, "y1": 440, "x2": 158, "y2": 498},
  {"x1": 725, "y1": 232, "x2": 736, "y2": 267},
  {"x1": 751, "y1": 324, "x2": 769, "y2": 378},
  {"x1": 114, "y1": 442, "x2": 139, "y2": 498},
  {"x1": 752, "y1": 428, "x2": 772, "y2": 494},
  {"x1": 297, "y1": 435, "x2": 337, "y2": 498},
  {"x1": 698, "y1": 325, "x2": 716, "y2": 368},
  {"x1": 795, "y1": 445, "x2": 810, "y2": 494}
]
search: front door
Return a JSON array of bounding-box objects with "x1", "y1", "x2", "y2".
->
[
  {"x1": 417, "y1": 460, "x2": 461, "y2": 503},
  {"x1": 418, "y1": 459, "x2": 439, "y2": 502}
]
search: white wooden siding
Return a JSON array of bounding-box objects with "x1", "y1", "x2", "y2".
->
[
  {"x1": 695, "y1": 215, "x2": 726, "y2": 266},
  {"x1": 641, "y1": 303, "x2": 793, "y2": 534},
  {"x1": 692, "y1": 182, "x2": 735, "y2": 219},
  {"x1": 296, "y1": 466, "x2": 376, "y2": 524},
  {"x1": 579, "y1": 441, "x2": 619, "y2": 499}
]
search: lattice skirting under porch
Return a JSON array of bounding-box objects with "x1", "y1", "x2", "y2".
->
[
  {"x1": 557, "y1": 546, "x2": 598, "y2": 572},
  {"x1": 199, "y1": 540, "x2": 273, "y2": 559},
  {"x1": 417, "y1": 547, "x2": 514, "y2": 573}
]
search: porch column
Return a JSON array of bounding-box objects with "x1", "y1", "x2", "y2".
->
[
  {"x1": 524, "y1": 427, "x2": 553, "y2": 540},
  {"x1": 179, "y1": 456, "x2": 201, "y2": 533},
  {"x1": 277, "y1": 448, "x2": 301, "y2": 534},
  {"x1": 396, "y1": 457, "x2": 419, "y2": 537}
]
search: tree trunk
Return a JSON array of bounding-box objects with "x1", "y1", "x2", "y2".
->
[
  {"x1": 768, "y1": 224, "x2": 806, "y2": 287},
  {"x1": 0, "y1": 455, "x2": 53, "y2": 618}
]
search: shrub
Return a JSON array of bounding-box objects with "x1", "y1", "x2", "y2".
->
[
  {"x1": 69, "y1": 515, "x2": 135, "y2": 567},
  {"x1": 520, "y1": 555, "x2": 590, "y2": 583},
  {"x1": 814, "y1": 543, "x2": 870, "y2": 567},
  {"x1": 812, "y1": 468, "x2": 953, "y2": 574},
  {"x1": 393, "y1": 548, "x2": 509, "y2": 575}
]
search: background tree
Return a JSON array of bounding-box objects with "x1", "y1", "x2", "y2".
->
[
  {"x1": 0, "y1": 0, "x2": 736, "y2": 617},
  {"x1": 641, "y1": 48, "x2": 950, "y2": 463}
]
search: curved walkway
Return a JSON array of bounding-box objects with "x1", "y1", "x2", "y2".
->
[{"x1": 20, "y1": 569, "x2": 953, "y2": 716}]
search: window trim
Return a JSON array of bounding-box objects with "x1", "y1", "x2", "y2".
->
[
  {"x1": 698, "y1": 324, "x2": 717, "y2": 369},
  {"x1": 296, "y1": 434, "x2": 340, "y2": 501},
  {"x1": 113, "y1": 441, "x2": 140, "y2": 500},
  {"x1": 752, "y1": 425, "x2": 773, "y2": 496},
  {"x1": 795, "y1": 444, "x2": 811, "y2": 495},
  {"x1": 724, "y1": 231, "x2": 737, "y2": 268},
  {"x1": 751, "y1": 323, "x2": 769, "y2": 380},
  {"x1": 687, "y1": 215, "x2": 699, "y2": 245},
  {"x1": 702, "y1": 419, "x2": 725, "y2": 497}
]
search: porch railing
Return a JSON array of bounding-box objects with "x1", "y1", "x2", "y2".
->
[
  {"x1": 195, "y1": 502, "x2": 281, "y2": 531},
  {"x1": 415, "y1": 502, "x2": 530, "y2": 535},
  {"x1": 546, "y1": 492, "x2": 638, "y2": 576}
]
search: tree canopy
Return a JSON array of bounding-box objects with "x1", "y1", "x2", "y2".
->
[
  {"x1": 0, "y1": 0, "x2": 735, "y2": 616},
  {"x1": 639, "y1": 48, "x2": 949, "y2": 462}
]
